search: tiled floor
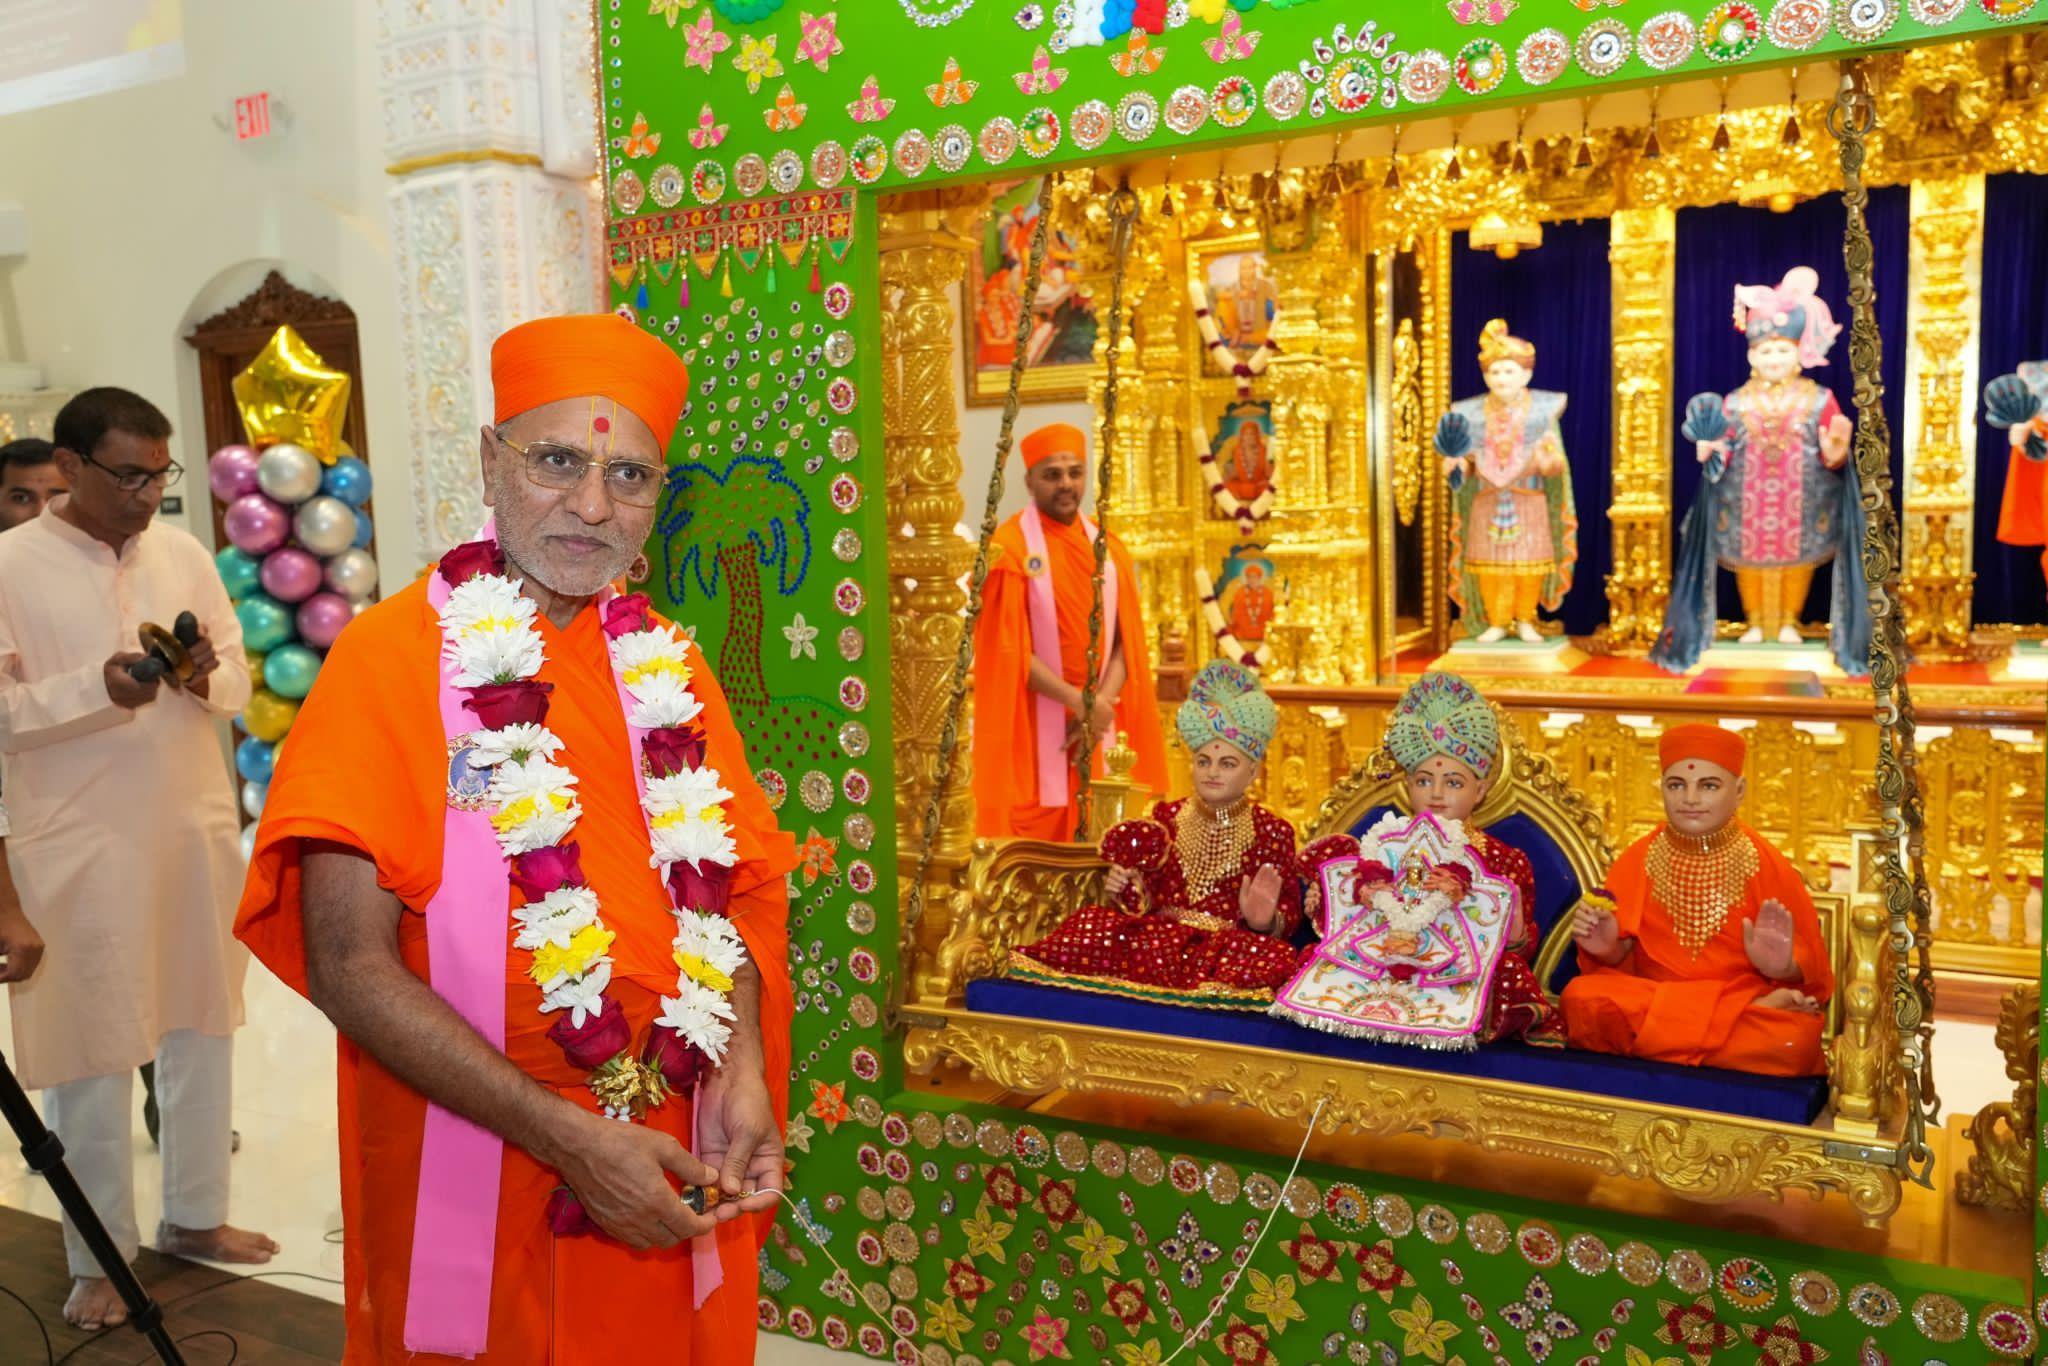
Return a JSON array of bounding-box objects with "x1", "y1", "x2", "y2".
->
[{"x1": 0, "y1": 966, "x2": 2019, "y2": 1364}]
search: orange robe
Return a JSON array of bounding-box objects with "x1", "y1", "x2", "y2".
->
[
  {"x1": 972, "y1": 510, "x2": 1167, "y2": 841},
  {"x1": 1560, "y1": 823, "x2": 1832, "y2": 1077},
  {"x1": 236, "y1": 575, "x2": 798, "y2": 1365}
]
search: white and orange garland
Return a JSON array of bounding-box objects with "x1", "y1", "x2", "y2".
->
[
  {"x1": 437, "y1": 543, "x2": 743, "y2": 1160},
  {"x1": 1194, "y1": 563, "x2": 1274, "y2": 671},
  {"x1": 1190, "y1": 416, "x2": 1277, "y2": 533},
  {"x1": 1189, "y1": 279, "x2": 1281, "y2": 399}
]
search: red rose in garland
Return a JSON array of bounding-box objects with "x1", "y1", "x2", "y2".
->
[
  {"x1": 602, "y1": 592, "x2": 652, "y2": 638},
  {"x1": 642, "y1": 724, "x2": 708, "y2": 778},
  {"x1": 511, "y1": 842, "x2": 586, "y2": 901},
  {"x1": 439, "y1": 538, "x2": 507, "y2": 585},
  {"x1": 463, "y1": 679, "x2": 555, "y2": 729},
  {"x1": 546, "y1": 993, "x2": 633, "y2": 1070}
]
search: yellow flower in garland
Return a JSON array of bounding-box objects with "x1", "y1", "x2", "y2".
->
[
  {"x1": 1390, "y1": 1293, "x2": 1460, "y2": 1363},
  {"x1": 673, "y1": 946, "x2": 735, "y2": 994},
  {"x1": 1063, "y1": 1219, "x2": 1126, "y2": 1275},
  {"x1": 530, "y1": 924, "x2": 615, "y2": 987},
  {"x1": 1243, "y1": 1269, "x2": 1307, "y2": 1335},
  {"x1": 490, "y1": 790, "x2": 572, "y2": 835}
]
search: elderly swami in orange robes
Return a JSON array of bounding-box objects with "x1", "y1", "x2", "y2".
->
[
  {"x1": 1561, "y1": 724, "x2": 1832, "y2": 1077},
  {"x1": 237, "y1": 315, "x2": 798, "y2": 1364},
  {"x1": 973, "y1": 422, "x2": 1167, "y2": 839}
]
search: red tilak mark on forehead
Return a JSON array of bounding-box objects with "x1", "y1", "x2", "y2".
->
[{"x1": 592, "y1": 416, "x2": 611, "y2": 434}]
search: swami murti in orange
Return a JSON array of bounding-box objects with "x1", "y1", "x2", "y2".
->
[
  {"x1": 973, "y1": 422, "x2": 1167, "y2": 840},
  {"x1": 237, "y1": 315, "x2": 798, "y2": 1363},
  {"x1": 1561, "y1": 723, "x2": 1833, "y2": 1077}
]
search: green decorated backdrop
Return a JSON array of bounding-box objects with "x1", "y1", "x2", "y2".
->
[{"x1": 603, "y1": 0, "x2": 2042, "y2": 1361}]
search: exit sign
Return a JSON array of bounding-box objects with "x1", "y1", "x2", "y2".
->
[{"x1": 233, "y1": 92, "x2": 272, "y2": 141}]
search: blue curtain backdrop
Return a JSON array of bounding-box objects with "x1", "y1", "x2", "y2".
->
[
  {"x1": 1973, "y1": 172, "x2": 2048, "y2": 626},
  {"x1": 1449, "y1": 217, "x2": 1613, "y2": 636},
  {"x1": 1671, "y1": 190, "x2": 1908, "y2": 625}
]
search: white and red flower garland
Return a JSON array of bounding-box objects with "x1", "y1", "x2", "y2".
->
[
  {"x1": 1193, "y1": 563, "x2": 1274, "y2": 671},
  {"x1": 1189, "y1": 279, "x2": 1281, "y2": 399},
  {"x1": 436, "y1": 540, "x2": 745, "y2": 1226},
  {"x1": 1190, "y1": 414, "x2": 1277, "y2": 532}
]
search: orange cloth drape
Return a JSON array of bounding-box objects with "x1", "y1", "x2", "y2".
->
[
  {"x1": 1559, "y1": 824, "x2": 1833, "y2": 1077},
  {"x1": 236, "y1": 576, "x2": 798, "y2": 1365},
  {"x1": 971, "y1": 510, "x2": 1168, "y2": 840}
]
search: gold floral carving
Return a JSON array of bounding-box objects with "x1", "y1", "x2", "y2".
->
[
  {"x1": 1601, "y1": 208, "x2": 1675, "y2": 649},
  {"x1": 1389, "y1": 319, "x2": 1424, "y2": 529},
  {"x1": 1958, "y1": 982, "x2": 2038, "y2": 1211}
]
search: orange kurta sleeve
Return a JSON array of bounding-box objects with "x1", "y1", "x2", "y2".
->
[{"x1": 971, "y1": 524, "x2": 1038, "y2": 837}]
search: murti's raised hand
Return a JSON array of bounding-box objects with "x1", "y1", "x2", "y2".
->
[
  {"x1": 1742, "y1": 899, "x2": 1799, "y2": 980},
  {"x1": 1239, "y1": 863, "x2": 1283, "y2": 933}
]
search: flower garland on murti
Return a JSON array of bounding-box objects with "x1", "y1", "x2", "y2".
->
[
  {"x1": 1190, "y1": 417, "x2": 1277, "y2": 532},
  {"x1": 1193, "y1": 564, "x2": 1274, "y2": 671},
  {"x1": 1189, "y1": 279, "x2": 1281, "y2": 399},
  {"x1": 436, "y1": 541, "x2": 745, "y2": 1223}
]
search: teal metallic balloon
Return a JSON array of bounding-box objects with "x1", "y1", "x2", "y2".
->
[
  {"x1": 264, "y1": 643, "x2": 323, "y2": 700},
  {"x1": 235, "y1": 592, "x2": 296, "y2": 653},
  {"x1": 215, "y1": 546, "x2": 261, "y2": 599}
]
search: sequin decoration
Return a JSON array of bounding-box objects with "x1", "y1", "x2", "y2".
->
[
  {"x1": 1114, "y1": 89, "x2": 1160, "y2": 140},
  {"x1": 1700, "y1": 2, "x2": 1762, "y2": 60},
  {"x1": 1614, "y1": 1241, "x2": 1661, "y2": 1286},
  {"x1": 1323, "y1": 1183, "x2": 1370, "y2": 1232},
  {"x1": 840, "y1": 721, "x2": 871, "y2": 757},
  {"x1": 838, "y1": 676, "x2": 868, "y2": 711},
  {"x1": 979, "y1": 116, "x2": 1020, "y2": 164},
  {"x1": 1400, "y1": 49, "x2": 1451, "y2": 105},
  {"x1": 1263, "y1": 69, "x2": 1307, "y2": 120},
  {"x1": 1718, "y1": 1257, "x2": 1777, "y2": 1311},
  {"x1": 733, "y1": 152, "x2": 768, "y2": 197},
  {"x1": 843, "y1": 813, "x2": 875, "y2": 850},
  {"x1": 1789, "y1": 1270, "x2": 1839, "y2": 1317},
  {"x1": 849, "y1": 135, "x2": 888, "y2": 185},
  {"x1": 1904, "y1": 0, "x2": 1961, "y2": 16},
  {"x1": 1281, "y1": 1176, "x2": 1320, "y2": 1218},
  {"x1": 1515, "y1": 27, "x2": 1569, "y2": 85},
  {"x1": 1910, "y1": 1293, "x2": 1966, "y2": 1342},
  {"x1": 1018, "y1": 106, "x2": 1061, "y2": 158},
  {"x1": 933, "y1": 122, "x2": 973, "y2": 172},
  {"x1": 847, "y1": 860, "x2": 875, "y2": 892},
  {"x1": 1836, "y1": 0, "x2": 1899, "y2": 40},
  {"x1": 690, "y1": 159, "x2": 727, "y2": 203},
  {"x1": 832, "y1": 528, "x2": 862, "y2": 562},
  {"x1": 1452, "y1": 38, "x2": 1505, "y2": 94},
  {"x1": 842, "y1": 768, "x2": 872, "y2": 804},
  {"x1": 768, "y1": 148, "x2": 804, "y2": 193},
  {"x1": 1464, "y1": 1212, "x2": 1509, "y2": 1255},
  {"x1": 1666, "y1": 1249, "x2": 1711, "y2": 1295},
  {"x1": 810, "y1": 139, "x2": 848, "y2": 188},
  {"x1": 1163, "y1": 84, "x2": 1209, "y2": 134},
  {"x1": 1418, "y1": 1205, "x2": 1458, "y2": 1244},
  {"x1": 1241, "y1": 1172, "x2": 1279, "y2": 1211},
  {"x1": 648, "y1": 162, "x2": 686, "y2": 207},
  {"x1": 611, "y1": 169, "x2": 646, "y2": 214},
  {"x1": 944, "y1": 1112, "x2": 975, "y2": 1146},
  {"x1": 1766, "y1": 0, "x2": 1831, "y2": 48},
  {"x1": 1205, "y1": 1163, "x2": 1240, "y2": 1205},
  {"x1": 846, "y1": 898, "x2": 877, "y2": 934},
  {"x1": 829, "y1": 475, "x2": 862, "y2": 514},
  {"x1": 839, "y1": 625, "x2": 865, "y2": 660},
  {"x1": 1516, "y1": 1221, "x2": 1560, "y2": 1267},
  {"x1": 1564, "y1": 1233, "x2": 1610, "y2": 1275},
  {"x1": 753, "y1": 768, "x2": 789, "y2": 812},
  {"x1": 1637, "y1": 11, "x2": 1696, "y2": 69},
  {"x1": 1373, "y1": 1194, "x2": 1414, "y2": 1238},
  {"x1": 799, "y1": 769, "x2": 834, "y2": 812},
  {"x1": 1324, "y1": 57, "x2": 1375, "y2": 112},
  {"x1": 829, "y1": 425, "x2": 859, "y2": 461},
  {"x1": 1211, "y1": 74, "x2": 1256, "y2": 127},
  {"x1": 1129, "y1": 1147, "x2": 1164, "y2": 1185},
  {"x1": 826, "y1": 377, "x2": 857, "y2": 413},
  {"x1": 894, "y1": 128, "x2": 933, "y2": 179},
  {"x1": 1009, "y1": 1126, "x2": 1049, "y2": 1169},
  {"x1": 1978, "y1": 1304, "x2": 2034, "y2": 1358},
  {"x1": 1575, "y1": 18, "x2": 1632, "y2": 75}
]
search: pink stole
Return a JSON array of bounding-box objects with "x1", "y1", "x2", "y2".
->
[
  {"x1": 405, "y1": 561, "x2": 720, "y2": 1358},
  {"x1": 1019, "y1": 505, "x2": 1118, "y2": 809}
]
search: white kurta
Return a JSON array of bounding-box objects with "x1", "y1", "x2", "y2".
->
[{"x1": 0, "y1": 500, "x2": 251, "y2": 1090}]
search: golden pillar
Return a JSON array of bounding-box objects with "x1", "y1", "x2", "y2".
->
[
  {"x1": 1899, "y1": 173, "x2": 1983, "y2": 653},
  {"x1": 1318, "y1": 206, "x2": 1373, "y2": 683},
  {"x1": 1128, "y1": 203, "x2": 1193, "y2": 657},
  {"x1": 1604, "y1": 207, "x2": 1677, "y2": 649},
  {"x1": 878, "y1": 229, "x2": 975, "y2": 910}
]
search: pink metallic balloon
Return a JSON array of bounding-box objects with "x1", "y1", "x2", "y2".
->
[
  {"x1": 257, "y1": 547, "x2": 324, "y2": 603},
  {"x1": 295, "y1": 591, "x2": 353, "y2": 649},
  {"x1": 208, "y1": 445, "x2": 262, "y2": 502},
  {"x1": 223, "y1": 493, "x2": 289, "y2": 556}
]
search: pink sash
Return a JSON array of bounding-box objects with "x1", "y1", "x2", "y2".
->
[
  {"x1": 405, "y1": 567, "x2": 720, "y2": 1356},
  {"x1": 1019, "y1": 506, "x2": 1118, "y2": 808}
]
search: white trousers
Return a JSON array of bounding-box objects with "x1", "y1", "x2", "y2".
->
[{"x1": 41, "y1": 1029, "x2": 233, "y2": 1278}]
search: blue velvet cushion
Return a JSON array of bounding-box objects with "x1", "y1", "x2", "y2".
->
[{"x1": 965, "y1": 978, "x2": 1830, "y2": 1126}]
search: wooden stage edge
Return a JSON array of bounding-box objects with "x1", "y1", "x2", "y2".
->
[{"x1": 906, "y1": 1070, "x2": 2027, "y2": 1282}]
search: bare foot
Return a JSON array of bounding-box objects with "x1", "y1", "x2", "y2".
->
[
  {"x1": 63, "y1": 1276, "x2": 128, "y2": 1331},
  {"x1": 155, "y1": 1222, "x2": 280, "y2": 1264},
  {"x1": 1756, "y1": 986, "x2": 1821, "y2": 1013}
]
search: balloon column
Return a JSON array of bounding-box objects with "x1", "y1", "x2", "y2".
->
[{"x1": 209, "y1": 325, "x2": 377, "y2": 856}]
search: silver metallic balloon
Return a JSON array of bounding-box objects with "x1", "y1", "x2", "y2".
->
[
  {"x1": 241, "y1": 780, "x2": 267, "y2": 820},
  {"x1": 292, "y1": 495, "x2": 358, "y2": 557},
  {"x1": 255, "y1": 442, "x2": 323, "y2": 504},
  {"x1": 323, "y1": 547, "x2": 380, "y2": 602}
]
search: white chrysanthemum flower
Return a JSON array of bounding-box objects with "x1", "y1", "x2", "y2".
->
[
  {"x1": 651, "y1": 813, "x2": 737, "y2": 870},
  {"x1": 655, "y1": 978, "x2": 737, "y2": 1061},
  {"x1": 625, "y1": 672, "x2": 706, "y2": 729},
  {"x1": 643, "y1": 766, "x2": 733, "y2": 817},
  {"x1": 513, "y1": 885, "x2": 602, "y2": 951},
  {"x1": 673, "y1": 911, "x2": 748, "y2": 979},
  {"x1": 488, "y1": 756, "x2": 579, "y2": 807},
  {"x1": 468, "y1": 723, "x2": 561, "y2": 768},
  {"x1": 449, "y1": 622, "x2": 545, "y2": 686},
  {"x1": 611, "y1": 626, "x2": 693, "y2": 687},
  {"x1": 539, "y1": 960, "x2": 613, "y2": 1029},
  {"x1": 494, "y1": 801, "x2": 580, "y2": 857}
]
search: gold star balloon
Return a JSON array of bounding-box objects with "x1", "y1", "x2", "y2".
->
[{"x1": 232, "y1": 325, "x2": 351, "y2": 462}]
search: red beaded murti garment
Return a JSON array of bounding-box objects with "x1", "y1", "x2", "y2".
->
[
  {"x1": 1301, "y1": 827, "x2": 1560, "y2": 1045},
  {"x1": 1009, "y1": 798, "x2": 1303, "y2": 1008}
]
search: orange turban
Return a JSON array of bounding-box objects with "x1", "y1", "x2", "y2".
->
[
  {"x1": 1659, "y1": 723, "x2": 1746, "y2": 777},
  {"x1": 1021, "y1": 422, "x2": 1087, "y2": 470},
  {"x1": 490, "y1": 315, "x2": 690, "y2": 452}
]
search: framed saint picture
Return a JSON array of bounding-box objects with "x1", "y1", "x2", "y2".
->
[
  {"x1": 1199, "y1": 247, "x2": 1277, "y2": 351},
  {"x1": 963, "y1": 178, "x2": 1099, "y2": 406}
]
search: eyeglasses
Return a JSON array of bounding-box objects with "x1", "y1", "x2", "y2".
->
[
  {"x1": 492, "y1": 430, "x2": 664, "y2": 507},
  {"x1": 82, "y1": 451, "x2": 182, "y2": 493}
]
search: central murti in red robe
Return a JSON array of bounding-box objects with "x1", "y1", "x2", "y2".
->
[
  {"x1": 1561, "y1": 726, "x2": 1833, "y2": 1077},
  {"x1": 972, "y1": 422, "x2": 1167, "y2": 841}
]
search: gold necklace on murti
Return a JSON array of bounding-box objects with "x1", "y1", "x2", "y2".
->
[
  {"x1": 1645, "y1": 823, "x2": 1760, "y2": 956},
  {"x1": 1176, "y1": 796, "x2": 1254, "y2": 907}
]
